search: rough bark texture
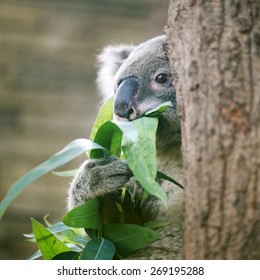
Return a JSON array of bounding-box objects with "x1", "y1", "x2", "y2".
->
[{"x1": 166, "y1": 0, "x2": 260, "y2": 259}]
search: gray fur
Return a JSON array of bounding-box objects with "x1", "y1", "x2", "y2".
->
[
  {"x1": 96, "y1": 44, "x2": 135, "y2": 100},
  {"x1": 68, "y1": 35, "x2": 183, "y2": 259}
]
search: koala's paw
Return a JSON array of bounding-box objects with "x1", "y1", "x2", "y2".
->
[{"x1": 67, "y1": 156, "x2": 132, "y2": 209}]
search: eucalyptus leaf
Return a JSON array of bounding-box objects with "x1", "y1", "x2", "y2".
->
[
  {"x1": 80, "y1": 238, "x2": 115, "y2": 260},
  {"x1": 145, "y1": 101, "x2": 173, "y2": 117},
  {"x1": 27, "y1": 250, "x2": 42, "y2": 260},
  {"x1": 0, "y1": 139, "x2": 106, "y2": 219},
  {"x1": 24, "y1": 221, "x2": 72, "y2": 238},
  {"x1": 89, "y1": 96, "x2": 114, "y2": 141},
  {"x1": 121, "y1": 117, "x2": 168, "y2": 207},
  {"x1": 131, "y1": 117, "x2": 158, "y2": 178},
  {"x1": 113, "y1": 121, "x2": 138, "y2": 146},
  {"x1": 31, "y1": 218, "x2": 71, "y2": 260},
  {"x1": 66, "y1": 243, "x2": 85, "y2": 252},
  {"x1": 52, "y1": 251, "x2": 80, "y2": 260},
  {"x1": 157, "y1": 171, "x2": 183, "y2": 189},
  {"x1": 52, "y1": 169, "x2": 78, "y2": 177},
  {"x1": 103, "y1": 223, "x2": 160, "y2": 258},
  {"x1": 27, "y1": 243, "x2": 82, "y2": 260},
  {"x1": 62, "y1": 229, "x2": 89, "y2": 246},
  {"x1": 63, "y1": 197, "x2": 102, "y2": 229},
  {"x1": 90, "y1": 121, "x2": 122, "y2": 159},
  {"x1": 143, "y1": 220, "x2": 170, "y2": 229}
]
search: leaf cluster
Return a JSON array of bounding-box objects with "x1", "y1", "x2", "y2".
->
[
  {"x1": 28, "y1": 198, "x2": 161, "y2": 260},
  {"x1": 1, "y1": 96, "x2": 182, "y2": 259}
]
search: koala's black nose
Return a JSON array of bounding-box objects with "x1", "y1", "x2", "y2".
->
[{"x1": 114, "y1": 77, "x2": 139, "y2": 120}]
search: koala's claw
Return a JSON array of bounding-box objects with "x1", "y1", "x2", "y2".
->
[{"x1": 68, "y1": 156, "x2": 132, "y2": 209}]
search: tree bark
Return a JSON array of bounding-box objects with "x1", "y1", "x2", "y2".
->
[{"x1": 166, "y1": 0, "x2": 260, "y2": 259}]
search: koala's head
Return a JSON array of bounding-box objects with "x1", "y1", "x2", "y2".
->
[{"x1": 97, "y1": 35, "x2": 176, "y2": 122}]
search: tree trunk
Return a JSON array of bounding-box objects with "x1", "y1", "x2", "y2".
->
[{"x1": 166, "y1": 0, "x2": 260, "y2": 259}]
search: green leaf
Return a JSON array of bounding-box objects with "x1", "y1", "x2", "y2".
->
[
  {"x1": 157, "y1": 171, "x2": 183, "y2": 189},
  {"x1": 67, "y1": 243, "x2": 85, "y2": 252},
  {"x1": 52, "y1": 169, "x2": 78, "y2": 177},
  {"x1": 143, "y1": 220, "x2": 170, "y2": 229},
  {"x1": 0, "y1": 139, "x2": 106, "y2": 219},
  {"x1": 103, "y1": 223, "x2": 160, "y2": 258},
  {"x1": 27, "y1": 250, "x2": 42, "y2": 260},
  {"x1": 62, "y1": 229, "x2": 89, "y2": 246},
  {"x1": 52, "y1": 251, "x2": 80, "y2": 260},
  {"x1": 120, "y1": 117, "x2": 168, "y2": 207},
  {"x1": 31, "y1": 218, "x2": 71, "y2": 260},
  {"x1": 113, "y1": 121, "x2": 138, "y2": 146},
  {"x1": 27, "y1": 242, "x2": 83, "y2": 260},
  {"x1": 24, "y1": 221, "x2": 72, "y2": 238},
  {"x1": 63, "y1": 197, "x2": 102, "y2": 229},
  {"x1": 132, "y1": 117, "x2": 158, "y2": 178},
  {"x1": 145, "y1": 101, "x2": 173, "y2": 117},
  {"x1": 47, "y1": 222, "x2": 73, "y2": 234},
  {"x1": 90, "y1": 121, "x2": 122, "y2": 159},
  {"x1": 89, "y1": 96, "x2": 114, "y2": 141},
  {"x1": 35, "y1": 221, "x2": 89, "y2": 246},
  {"x1": 80, "y1": 238, "x2": 116, "y2": 260}
]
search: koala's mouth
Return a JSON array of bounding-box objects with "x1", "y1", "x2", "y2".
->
[
  {"x1": 114, "y1": 101, "x2": 168, "y2": 122},
  {"x1": 114, "y1": 114, "x2": 130, "y2": 122},
  {"x1": 114, "y1": 109, "x2": 140, "y2": 122}
]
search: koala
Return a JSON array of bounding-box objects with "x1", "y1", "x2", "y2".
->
[{"x1": 68, "y1": 35, "x2": 183, "y2": 259}]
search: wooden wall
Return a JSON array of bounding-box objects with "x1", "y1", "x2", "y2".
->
[{"x1": 0, "y1": 0, "x2": 169, "y2": 259}]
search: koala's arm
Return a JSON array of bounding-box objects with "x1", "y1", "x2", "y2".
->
[{"x1": 67, "y1": 157, "x2": 132, "y2": 209}]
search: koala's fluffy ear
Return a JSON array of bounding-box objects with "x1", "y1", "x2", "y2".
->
[{"x1": 96, "y1": 44, "x2": 135, "y2": 100}]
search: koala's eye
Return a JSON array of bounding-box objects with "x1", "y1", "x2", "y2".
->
[{"x1": 155, "y1": 73, "x2": 168, "y2": 84}]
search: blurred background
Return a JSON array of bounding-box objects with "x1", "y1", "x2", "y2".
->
[{"x1": 0, "y1": 0, "x2": 169, "y2": 259}]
